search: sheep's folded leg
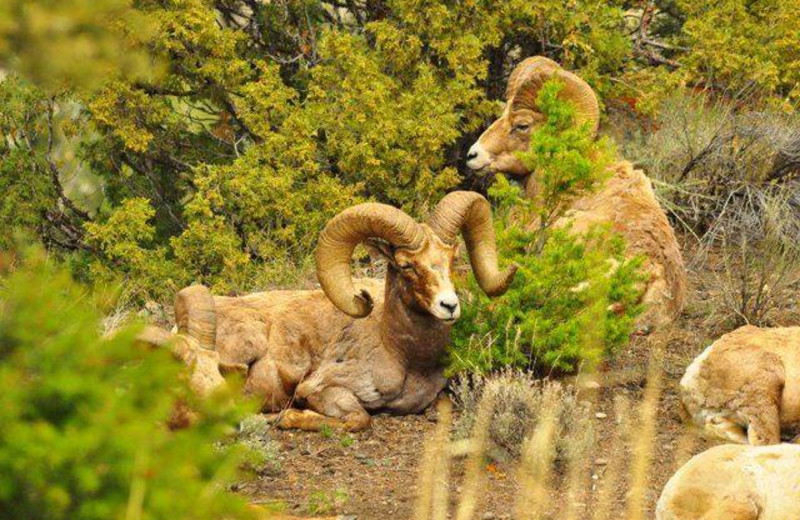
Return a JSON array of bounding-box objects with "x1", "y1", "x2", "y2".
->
[
  {"x1": 268, "y1": 408, "x2": 369, "y2": 432},
  {"x1": 267, "y1": 386, "x2": 371, "y2": 432},
  {"x1": 304, "y1": 385, "x2": 371, "y2": 431},
  {"x1": 705, "y1": 416, "x2": 748, "y2": 444},
  {"x1": 746, "y1": 405, "x2": 781, "y2": 445}
]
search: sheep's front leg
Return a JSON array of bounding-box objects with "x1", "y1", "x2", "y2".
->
[{"x1": 277, "y1": 386, "x2": 370, "y2": 432}]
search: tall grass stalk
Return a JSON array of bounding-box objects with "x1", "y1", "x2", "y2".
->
[
  {"x1": 454, "y1": 389, "x2": 496, "y2": 520},
  {"x1": 591, "y1": 397, "x2": 633, "y2": 520},
  {"x1": 624, "y1": 359, "x2": 662, "y2": 520},
  {"x1": 513, "y1": 405, "x2": 558, "y2": 520},
  {"x1": 413, "y1": 398, "x2": 453, "y2": 520}
]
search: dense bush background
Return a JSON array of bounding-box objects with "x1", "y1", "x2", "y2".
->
[{"x1": 2, "y1": 0, "x2": 798, "y2": 303}]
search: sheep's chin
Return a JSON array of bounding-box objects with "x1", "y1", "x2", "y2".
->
[{"x1": 429, "y1": 307, "x2": 461, "y2": 323}]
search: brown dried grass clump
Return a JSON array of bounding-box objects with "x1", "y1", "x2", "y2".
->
[
  {"x1": 416, "y1": 358, "x2": 668, "y2": 520},
  {"x1": 451, "y1": 369, "x2": 594, "y2": 463}
]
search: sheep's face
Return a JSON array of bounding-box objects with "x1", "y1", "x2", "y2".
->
[
  {"x1": 389, "y1": 229, "x2": 460, "y2": 323},
  {"x1": 466, "y1": 106, "x2": 544, "y2": 177}
]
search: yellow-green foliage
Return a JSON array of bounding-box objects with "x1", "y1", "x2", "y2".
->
[
  {"x1": 677, "y1": 0, "x2": 800, "y2": 104},
  {"x1": 0, "y1": 247, "x2": 258, "y2": 520},
  {"x1": 621, "y1": 0, "x2": 800, "y2": 111},
  {"x1": 1, "y1": 0, "x2": 796, "y2": 303},
  {"x1": 0, "y1": 0, "x2": 156, "y2": 93}
]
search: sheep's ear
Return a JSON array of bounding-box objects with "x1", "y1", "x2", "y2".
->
[{"x1": 365, "y1": 238, "x2": 396, "y2": 264}]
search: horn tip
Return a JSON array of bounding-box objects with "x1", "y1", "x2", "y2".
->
[
  {"x1": 484, "y1": 263, "x2": 519, "y2": 297},
  {"x1": 341, "y1": 289, "x2": 374, "y2": 318}
]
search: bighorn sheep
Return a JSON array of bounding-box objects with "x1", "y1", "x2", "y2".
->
[
  {"x1": 656, "y1": 443, "x2": 800, "y2": 519},
  {"x1": 680, "y1": 325, "x2": 800, "y2": 445},
  {"x1": 153, "y1": 192, "x2": 516, "y2": 431},
  {"x1": 466, "y1": 56, "x2": 686, "y2": 327}
]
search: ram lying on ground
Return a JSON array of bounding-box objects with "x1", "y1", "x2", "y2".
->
[
  {"x1": 466, "y1": 56, "x2": 686, "y2": 328},
  {"x1": 680, "y1": 325, "x2": 800, "y2": 445},
  {"x1": 144, "y1": 192, "x2": 516, "y2": 431},
  {"x1": 656, "y1": 443, "x2": 800, "y2": 519}
]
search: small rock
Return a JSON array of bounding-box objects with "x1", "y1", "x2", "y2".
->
[
  {"x1": 595, "y1": 412, "x2": 607, "y2": 419},
  {"x1": 594, "y1": 458, "x2": 609, "y2": 465},
  {"x1": 580, "y1": 380, "x2": 602, "y2": 390}
]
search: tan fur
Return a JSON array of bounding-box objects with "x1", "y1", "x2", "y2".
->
[
  {"x1": 167, "y1": 271, "x2": 451, "y2": 432},
  {"x1": 680, "y1": 326, "x2": 800, "y2": 445},
  {"x1": 656, "y1": 444, "x2": 800, "y2": 519},
  {"x1": 143, "y1": 195, "x2": 514, "y2": 432},
  {"x1": 557, "y1": 161, "x2": 686, "y2": 326},
  {"x1": 467, "y1": 56, "x2": 686, "y2": 327}
]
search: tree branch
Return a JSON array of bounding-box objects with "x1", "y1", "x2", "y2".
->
[{"x1": 45, "y1": 101, "x2": 91, "y2": 221}]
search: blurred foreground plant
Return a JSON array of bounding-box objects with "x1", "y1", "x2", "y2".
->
[{"x1": 0, "y1": 246, "x2": 258, "y2": 520}]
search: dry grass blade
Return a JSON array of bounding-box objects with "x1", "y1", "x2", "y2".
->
[
  {"x1": 413, "y1": 398, "x2": 453, "y2": 520},
  {"x1": 514, "y1": 399, "x2": 558, "y2": 520},
  {"x1": 591, "y1": 397, "x2": 633, "y2": 520},
  {"x1": 624, "y1": 358, "x2": 662, "y2": 520},
  {"x1": 455, "y1": 386, "x2": 497, "y2": 520}
]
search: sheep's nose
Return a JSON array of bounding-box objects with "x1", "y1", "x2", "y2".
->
[
  {"x1": 439, "y1": 300, "x2": 458, "y2": 313},
  {"x1": 466, "y1": 150, "x2": 478, "y2": 160}
]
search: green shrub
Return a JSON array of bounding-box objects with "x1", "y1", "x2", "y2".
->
[
  {"x1": 0, "y1": 246, "x2": 258, "y2": 520},
  {"x1": 449, "y1": 81, "x2": 644, "y2": 374}
]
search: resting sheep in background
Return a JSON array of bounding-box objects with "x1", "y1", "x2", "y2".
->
[
  {"x1": 148, "y1": 192, "x2": 516, "y2": 431},
  {"x1": 680, "y1": 325, "x2": 800, "y2": 445},
  {"x1": 656, "y1": 443, "x2": 800, "y2": 519},
  {"x1": 466, "y1": 56, "x2": 686, "y2": 328}
]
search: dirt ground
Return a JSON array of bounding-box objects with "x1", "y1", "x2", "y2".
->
[{"x1": 238, "y1": 256, "x2": 799, "y2": 520}]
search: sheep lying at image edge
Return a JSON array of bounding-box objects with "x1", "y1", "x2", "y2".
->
[
  {"x1": 680, "y1": 325, "x2": 800, "y2": 445},
  {"x1": 466, "y1": 56, "x2": 686, "y2": 328},
  {"x1": 656, "y1": 443, "x2": 800, "y2": 519},
  {"x1": 144, "y1": 191, "x2": 516, "y2": 431}
]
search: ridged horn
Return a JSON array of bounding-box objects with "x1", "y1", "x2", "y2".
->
[
  {"x1": 316, "y1": 203, "x2": 425, "y2": 317},
  {"x1": 427, "y1": 191, "x2": 517, "y2": 296},
  {"x1": 506, "y1": 56, "x2": 599, "y2": 135},
  {"x1": 175, "y1": 284, "x2": 216, "y2": 350}
]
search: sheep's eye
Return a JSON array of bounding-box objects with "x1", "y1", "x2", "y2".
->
[
  {"x1": 398, "y1": 262, "x2": 414, "y2": 271},
  {"x1": 514, "y1": 123, "x2": 531, "y2": 132}
]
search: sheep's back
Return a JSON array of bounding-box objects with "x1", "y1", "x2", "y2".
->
[
  {"x1": 560, "y1": 160, "x2": 686, "y2": 325},
  {"x1": 657, "y1": 444, "x2": 800, "y2": 520}
]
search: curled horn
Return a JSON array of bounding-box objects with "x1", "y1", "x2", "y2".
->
[
  {"x1": 427, "y1": 191, "x2": 517, "y2": 296},
  {"x1": 316, "y1": 203, "x2": 425, "y2": 317},
  {"x1": 506, "y1": 56, "x2": 599, "y2": 135},
  {"x1": 175, "y1": 284, "x2": 216, "y2": 350}
]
